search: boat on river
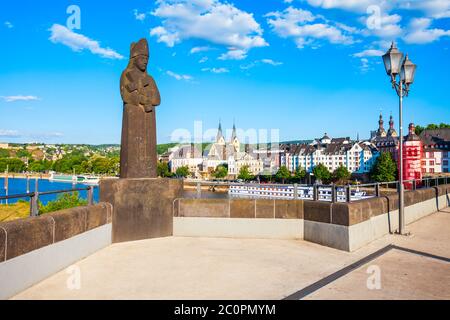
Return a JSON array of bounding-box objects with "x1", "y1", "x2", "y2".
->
[{"x1": 49, "y1": 172, "x2": 100, "y2": 186}]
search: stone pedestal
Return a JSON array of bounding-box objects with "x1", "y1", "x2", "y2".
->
[{"x1": 100, "y1": 178, "x2": 183, "y2": 243}]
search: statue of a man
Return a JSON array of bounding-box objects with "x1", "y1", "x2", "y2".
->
[{"x1": 120, "y1": 39, "x2": 161, "y2": 178}]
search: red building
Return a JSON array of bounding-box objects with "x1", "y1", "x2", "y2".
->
[{"x1": 402, "y1": 123, "x2": 423, "y2": 189}]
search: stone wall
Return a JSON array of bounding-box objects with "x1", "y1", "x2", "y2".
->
[
  {"x1": 174, "y1": 198, "x2": 304, "y2": 220},
  {"x1": 0, "y1": 203, "x2": 112, "y2": 262},
  {"x1": 173, "y1": 185, "x2": 450, "y2": 251}
]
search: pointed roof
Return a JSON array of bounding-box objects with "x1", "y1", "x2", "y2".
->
[
  {"x1": 231, "y1": 121, "x2": 237, "y2": 141},
  {"x1": 387, "y1": 114, "x2": 398, "y2": 137},
  {"x1": 377, "y1": 113, "x2": 387, "y2": 137},
  {"x1": 216, "y1": 120, "x2": 224, "y2": 142}
]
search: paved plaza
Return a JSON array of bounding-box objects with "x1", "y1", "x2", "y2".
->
[{"x1": 13, "y1": 208, "x2": 450, "y2": 300}]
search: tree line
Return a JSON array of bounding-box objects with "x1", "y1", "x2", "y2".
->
[
  {"x1": 162, "y1": 151, "x2": 399, "y2": 184},
  {"x1": 0, "y1": 149, "x2": 119, "y2": 175}
]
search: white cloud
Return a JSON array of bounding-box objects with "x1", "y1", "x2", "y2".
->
[
  {"x1": 351, "y1": 48, "x2": 383, "y2": 73},
  {"x1": 403, "y1": 17, "x2": 450, "y2": 44},
  {"x1": 134, "y1": 9, "x2": 147, "y2": 21},
  {"x1": 260, "y1": 59, "x2": 283, "y2": 66},
  {"x1": 49, "y1": 24, "x2": 124, "y2": 60},
  {"x1": 240, "y1": 59, "x2": 283, "y2": 70},
  {"x1": 359, "y1": 57, "x2": 370, "y2": 73},
  {"x1": 0, "y1": 130, "x2": 20, "y2": 137},
  {"x1": 361, "y1": 13, "x2": 403, "y2": 38},
  {"x1": 399, "y1": 0, "x2": 450, "y2": 19},
  {"x1": 190, "y1": 46, "x2": 213, "y2": 54},
  {"x1": 150, "y1": 0, "x2": 268, "y2": 51},
  {"x1": 218, "y1": 48, "x2": 247, "y2": 60},
  {"x1": 352, "y1": 49, "x2": 384, "y2": 57},
  {"x1": 266, "y1": 6, "x2": 356, "y2": 48},
  {"x1": 202, "y1": 67, "x2": 229, "y2": 73},
  {"x1": 1, "y1": 95, "x2": 40, "y2": 102},
  {"x1": 305, "y1": 0, "x2": 388, "y2": 13},
  {"x1": 0, "y1": 130, "x2": 64, "y2": 140},
  {"x1": 4, "y1": 21, "x2": 13, "y2": 29},
  {"x1": 166, "y1": 70, "x2": 193, "y2": 81},
  {"x1": 199, "y1": 56, "x2": 209, "y2": 63}
]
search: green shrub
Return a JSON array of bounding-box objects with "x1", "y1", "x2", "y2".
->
[{"x1": 39, "y1": 192, "x2": 88, "y2": 214}]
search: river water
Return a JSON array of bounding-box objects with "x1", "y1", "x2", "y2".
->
[
  {"x1": 0, "y1": 177, "x2": 99, "y2": 205},
  {"x1": 0, "y1": 178, "x2": 229, "y2": 205}
]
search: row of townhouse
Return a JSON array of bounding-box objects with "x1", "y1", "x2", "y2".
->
[{"x1": 280, "y1": 134, "x2": 380, "y2": 174}]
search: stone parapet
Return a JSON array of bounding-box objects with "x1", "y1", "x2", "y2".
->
[
  {"x1": 175, "y1": 198, "x2": 304, "y2": 221},
  {"x1": 0, "y1": 203, "x2": 112, "y2": 262}
]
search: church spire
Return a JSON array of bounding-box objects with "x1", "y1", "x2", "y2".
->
[
  {"x1": 231, "y1": 120, "x2": 237, "y2": 141},
  {"x1": 377, "y1": 112, "x2": 387, "y2": 137},
  {"x1": 216, "y1": 120, "x2": 224, "y2": 142},
  {"x1": 387, "y1": 113, "x2": 398, "y2": 137}
]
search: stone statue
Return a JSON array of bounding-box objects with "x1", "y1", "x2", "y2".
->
[{"x1": 120, "y1": 39, "x2": 161, "y2": 178}]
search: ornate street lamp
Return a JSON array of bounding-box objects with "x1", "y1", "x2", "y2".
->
[{"x1": 382, "y1": 42, "x2": 417, "y2": 235}]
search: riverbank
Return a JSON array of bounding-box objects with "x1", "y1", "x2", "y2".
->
[{"x1": 0, "y1": 173, "x2": 50, "y2": 179}]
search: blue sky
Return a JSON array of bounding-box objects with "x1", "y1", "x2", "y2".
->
[{"x1": 0, "y1": 0, "x2": 449, "y2": 144}]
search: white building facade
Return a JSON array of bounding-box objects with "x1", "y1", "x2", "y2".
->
[{"x1": 283, "y1": 134, "x2": 380, "y2": 174}]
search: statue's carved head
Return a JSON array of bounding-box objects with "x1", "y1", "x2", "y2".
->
[{"x1": 130, "y1": 39, "x2": 149, "y2": 72}]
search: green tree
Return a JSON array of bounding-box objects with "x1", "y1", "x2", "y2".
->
[
  {"x1": 414, "y1": 123, "x2": 450, "y2": 136},
  {"x1": 313, "y1": 163, "x2": 331, "y2": 184},
  {"x1": 28, "y1": 160, "x2": 53, "y2": 173},
  {"x1": 91, "y1": 157, "x2": 111, "y2": 174},
  {"x1": 275, "y1": 166, "x2": 291, "y2": 184},
  {"x1": 332, "y1": 165, "x2": 351, "y2": 183},
  {"x1": 157, "y1": 162, "x2": 173, "y2": 178},
  {"x1": 39, "y1": 192, "x2": 88, "y2": 214},
  {"x1": 414, "y1": 125, "x2": 425, "y2": 136},
  {"x1": 0, "y1": 158, "x2": 26, "y2": 173},
  {"x1": 370, "y1": 152, "x2": 397, "y2": 182},
  {"x1": 238, "y1": 165, "x2": 254, "y2": 181},
  {"x1": 16, "y1": 149, "x2": 31, "y2": 158},
  {"x1": 52, "y1": 153, "x2": 88, "y2": 174},
  {"x1": 293, "y1": 166, "x2": 306, "y2": 183},
  {"x1": 175, "y1": 166, "x2": 190, "y2": 178},
  {"x1": 0, "y1": 149, "x2": 10, "y2": 158},
  {"x1": 213, "y1": 165, "x2": 228, "y2": 179}
]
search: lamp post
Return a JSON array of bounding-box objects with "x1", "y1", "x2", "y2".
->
[{"x1": 382, "y1": 42, "x2": 417, "y2": 235}]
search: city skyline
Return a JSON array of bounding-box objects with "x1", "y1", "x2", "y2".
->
[{"x1": 1, "y1": 0, "x2": 450, "y2": 144}]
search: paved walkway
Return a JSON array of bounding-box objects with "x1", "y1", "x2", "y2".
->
[{"x1": 13, "y1": 209, "x2": 450, "y2": 300}]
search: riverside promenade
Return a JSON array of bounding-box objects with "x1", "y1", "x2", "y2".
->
[{"x1": 12, "y1": 207, "x2": 450, "y2": 300}]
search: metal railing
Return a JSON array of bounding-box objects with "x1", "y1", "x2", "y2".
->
[
  {"x1": 188, "y1": 176, "x2": 450, "y2": 203},
  {"x1": 0, "y1": 186, "x2": 95, "y2": 217}
]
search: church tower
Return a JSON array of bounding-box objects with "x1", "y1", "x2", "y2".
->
[
  {"x1": 216, "y1": 121, "x2": 225, "y2": 145},
  {"x1": 387, "y1": 114, "x2": 398, "y2": 137},
  {"x1": 231, "y1": 121, "x2": 240, "y2": 153},
  {"x1": 377, "y1": 113, "x2": 387, "y2": 137}
]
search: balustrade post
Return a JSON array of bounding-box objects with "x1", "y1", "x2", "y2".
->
[
  {"x1": 88, "y1": 187, "x2": 94, "y2": 205},
  {"x1": 30, "y1": 192, "x2": 39, "y2": 217}
]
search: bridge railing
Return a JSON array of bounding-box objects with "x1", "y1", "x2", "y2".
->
[
  {"x1": 186, "y1": 176, "x2": 450, "y2": 203},
  {"x1": 0, "y1": 186, "x2": 95, "y2": 217}
]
